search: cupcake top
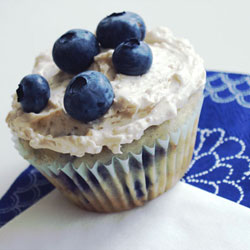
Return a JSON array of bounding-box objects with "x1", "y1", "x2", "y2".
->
[{"x1": 6, "y1": 26, "x2": 206, "y2": 157}]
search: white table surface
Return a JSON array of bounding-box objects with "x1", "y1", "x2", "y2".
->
[
  {"x1": 1, "y1": 182, "x2": 250, "y2": 250},
  {"x1": 0, "y1": 0, "x2": 250, "y2": 243}
]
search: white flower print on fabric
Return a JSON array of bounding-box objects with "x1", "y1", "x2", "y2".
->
[{"x1": 182, "y1": 128, "x2": 250, "y2": 205}]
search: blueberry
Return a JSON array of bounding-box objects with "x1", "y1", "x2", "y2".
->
[
  {"x1": 112, "y1": 38, "x2": 153, "y2": 76},
  {"x1": 52, "y1": 29, "x2": 100, "y2": 74},
  {"x1": 96, "y1": 11, "x2": 146, "y2": 48},
  {"x1": 16, "y1": 74, "x2": 50, "y2": 113},
  {"x1": 134, "y1": 180, "x2": 144, "y2": 198},
  {"x1": 64, "y1": 71, "x2": 114, "y2": 123}
]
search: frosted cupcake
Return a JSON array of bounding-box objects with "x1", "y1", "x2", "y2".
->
[{"x1": 6, "y1": 12, "x2": 206, "y2": 212}]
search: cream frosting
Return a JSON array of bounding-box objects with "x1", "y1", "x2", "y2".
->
[{"x1": 6, "y1": 26, "x2": 206, "y2": 157}]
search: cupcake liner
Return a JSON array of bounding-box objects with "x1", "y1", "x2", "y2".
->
[{"x1": 14, "y1": 96, "x2": 203, "y2": 212}]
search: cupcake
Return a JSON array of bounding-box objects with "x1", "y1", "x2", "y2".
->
[{"x1": 6, "y1": 12, "x2": 206, "y2": 212}]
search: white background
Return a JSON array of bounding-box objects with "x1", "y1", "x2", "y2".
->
[{"x1": 0, "y1": 0, "x2": 249, "y2": 196}]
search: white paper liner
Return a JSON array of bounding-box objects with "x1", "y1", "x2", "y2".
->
[{"x1": 14, "y1": 97, "x2": 203, "y2": 212}]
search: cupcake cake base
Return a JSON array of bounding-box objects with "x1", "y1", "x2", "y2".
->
[{"x1": 14, "y1": 91, "x2": 203, "y2": 212}]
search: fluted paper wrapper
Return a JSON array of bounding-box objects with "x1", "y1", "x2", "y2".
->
[{"x1": 14, "y1": 98, "x2": 203, "y2": 212}]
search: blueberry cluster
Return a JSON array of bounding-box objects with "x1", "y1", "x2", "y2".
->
[{"x1": 16, "y1": 11, "x2": 153, "y2": 122}]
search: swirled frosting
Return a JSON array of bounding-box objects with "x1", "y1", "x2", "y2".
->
[{"x1": 6, "y1": 26, "x2": 206, "y2": 157}]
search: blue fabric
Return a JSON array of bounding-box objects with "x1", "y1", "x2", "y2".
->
[
  {"x1": 0, "y1": 166, "x2": 54, "y2": 227},
  {"x1": 182, "y1": 72, "x2": 250, "y2": 207},
  {"x1": 1, "y1": 71, "x2": 249, "y2": 227}
]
